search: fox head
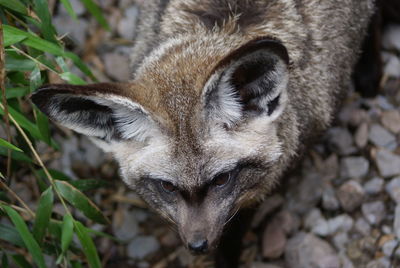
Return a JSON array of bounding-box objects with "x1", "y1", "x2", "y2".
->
[{"x1": 32, "y1": 37, "x2": 294, "y2": 254}]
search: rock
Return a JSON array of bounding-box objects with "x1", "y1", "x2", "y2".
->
[
  {"x1": 355, "y1": 217, "x2": 371, "y2": 236},
  {"x1": 252, "y1": 263, "x2": 283, "y2": 268},
  {"x1": 361, "y1": 201, "x2": 386, "y2": 225},
  {"x1": 322, "y1": 186, "x2": 340, "y2": 211},
  {"x1": 337, "y1": 180, "x2": 365, "y2": 212},
  {"x1": 385, "y1": 176, "x2": 400, "y2": 203},
  {"x1": 383, "y1": 24, "x2": 400, "y2": 51},
  {"x1": 333, "y1": 232, "x2": 349, "y2": 251},
  {"x1": 383, "y1": 53, "x2": 400, "y2": 78},
  {"x1": 363, "y1": 177, "x2": 384, "y2": 195},
  {"x1": 274, "y1": 210, "x2": 298, "y2": 235},
  {"x1": 304, "y1": 209, "x2": 323, "y2": 230},
  {"x1": 340, "y1": 157, "x2": 369, "y2": 179},
  {"x1": 327, "y1": 127, "x2": 356, "y2": 155},
  {"x1": 103, "y1": 52, "x2": 131, "y2": 81},
  {"x1": 375, "y1": 149, "x2": 400, "y2": 177},
  {"x1": 117, "y1": 6, "x2": 139, "y2": 40},
  {"x1": 381, "y1": 110, "x2": 400, "y2": 134},
  {"x1": 113, "y1": 210, "x2": 139, "y2": 241},
  {"x1": 369, "y1": 124, "x2": 397, "y2": 149},
  {"x1": 252, "y1": 194, "x2": 284, "y2": 228},
  {"x1": 262, "y1": 218, "x2": 286, "y2": 259},
  {"x1": 376, "y1": 95, "x2": 395, "y2": 110},
  {"x1": 354, "y1": 122, "x2": 369, "y2": 149},
  {"x1": 285, "y1": 232, "x2": 340, "y2": 268},
  {"x1": 366, "y1": 258, "x2": 391, "y2": 268},
  {"x1": 127, "y1": 236, "x2": 160, "y2": 259},
  {"x1": 381, "y1": 240, "x2": 398, "y2": 257},
  {"x1": 327, "y1": 214, "x2": 354, "y2": 234},
  {"x1": 394, "y1": 205, "x2": 400, "y2": 240},
  {"x1": 339, "y1": 253, "x2": 354, "y2": 268}
]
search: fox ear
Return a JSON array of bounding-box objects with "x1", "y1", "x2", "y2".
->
[
  {"x1": 31, "y1": 83, "x2": 157, "y2": 143},
  {"x1": 203, "y1": 38, "x2": 289, "y2": 127}
]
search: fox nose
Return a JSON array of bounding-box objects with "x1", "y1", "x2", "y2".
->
[{"x1": 188, "y1": 239, "x2": 208, "y2": 254}]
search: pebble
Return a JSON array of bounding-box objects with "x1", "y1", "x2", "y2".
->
[
  {"x1": 127, "y1": 236, "x2": 160, "y2": 259},
  {"x1": 381, "y1": 239, "x2": 398, "y2": 256},
  {"x1": 394, "y1": 205, "x2": 400, "y2": 240},
  {"x1": 117, "y1": 6, "x2": 139, "y2": 40},
  {"x1": 368, "y1": 124, "x2": 397, "y2": 149},
  {"x1": 337, "y1": 180, "x2": 365, "y2": 212},
  {"x1": 381, "y1": 110, "x2": 400, "y2": 134},
  {"x1": 375, "y1": 149, "x2": 400, "y2": 177},
  {"x1": 355, "y1": 217, "x2": 371, "y2": 236},
  {"x1": 340, "y1": 157, "x2": 369, "y2": 179},
  {"x1": 361, "y1": 201, "x2": 386, "y2": 225},
  {"x1": 333, "y1": 232, "x2": 349, "y2": 251},
  {"x1": 103, "y1": 52, "x2": 131, "y2": 81},
  {"x1": 262, "y1": 219, "x2": 286, "y2": 259},
  {"x1": 363, "y1": 177, "x2": 384, "y2": 195},
  {"x1": 252, "y1": 194, "x2": 284, "y2": 228},
  {"x1": 385, "y1": 176, "x2": 400, "y2": 203},
  {"x1": 328, "y1": 214, "x2": 354, "y2": 234},
  {"x1": 366, "y1": 257, "x2": 391, "y2": 268},
  {"x1": 383, "y1": 53, "x2": 400, "y2": 78},
  {"x1": 354, "y1": 122, "x2": 369, "y2": 149},
  {"x1": 382, "y1": 24, "x2": 400, "y2": 50},
  {"x1": 285, "y1": 232, "x2": 340, "y2": 268},
  {"x1": 322, "y1": 186, "x2": 340, "y2": 211},
  {"x1": 252, "y1": 263, "x2": 283, "y2": 268},
  {"x1": 327, "y1": 127, "x2": 356, "y2": 155},
  {"x1": 113, "y1": 210, "x2": 139, "y2": 241}
]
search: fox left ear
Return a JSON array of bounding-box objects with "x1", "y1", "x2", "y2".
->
[{"x1": 203, "y1": 38, "x2": 289, "y2": 127}]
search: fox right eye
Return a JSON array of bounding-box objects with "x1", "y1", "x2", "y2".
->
[{"x1": 160, "y1": 181, "x2": 177, "y2": 193}]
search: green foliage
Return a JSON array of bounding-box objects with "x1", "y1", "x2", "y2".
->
[{"x1": 0, "y1": 0, "x2": 114, "y2": 267}]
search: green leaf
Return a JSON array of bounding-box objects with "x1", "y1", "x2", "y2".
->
[
  {"x1": 55, "y1": 57, "x2": 69, "y2": 72},
  {"x1": 32, "y1": 0, "x2": 57, "y2": 42},
  {"x1": 81, "y1": 0, "x2": 110, "y2": 30},
  {"x1": 5, "y1": 56, "x2": 36, "y2": 72},
  {"x1": 35, "y1": 108, "x2": 51, "y2": 144},
  {"x1": 59, "y1": 0, "x2": 77, "y2": 20},
  {"x1": 11, "y1": 255, "x2": 32, "y2": 268},
  {"x1": 0, "y1": 0, "x2": 27, "y2": 15},
  {"x1": 5, "y1": 87, "x2": 30, "y2": 99},
  {"x1": 29, "y1": 66, "x2": 42, "y2": 92},
  {"x1": 55, "y1": 180, "x2": 108, "y2": 224},
  {"x1": 70, "y1": 179, "x2": 110, "y2": 192},
  {"x1": 0, "y1": 147, "x2": 33, "y2": 163},
  {"x1": 3, "y1": 33, "x2": 27, "y2": 47},
  {"x1": 36, "y1": 168, "x2": 73, "y2": 182},
  {"x1": 32, "y1": 187, "x2": 54, "y2": 244},
  {"x1": 1, "y1": 205, "x2": 47, "y2": 268},
  {"x1": 2, "y1": 253, "x2": 9, "y2": 268},
  {"x1": 71, "y1": 260, "x2": 83, "y2": 268},
  {"x1": 74, "y1": 221, "x2": 101, "y2": 268},
  {"x1": 0, "y1": 138, "x2": 23, "y2": 152},
  {"x1": 60, "y1": 72, "x2": 86, "y2": 85},
  {"x1": 0, "y1": 223, "x2": 25, "y2": 248},
  {"x1": 61, "y1": 214, "x2": 74, "y2": 254}
]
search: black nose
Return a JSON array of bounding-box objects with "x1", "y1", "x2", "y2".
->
[{"x1": 188, "y1": 239, "x2": 208, "y2": 254}]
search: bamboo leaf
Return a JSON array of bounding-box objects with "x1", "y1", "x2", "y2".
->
[
  {"x1": 2, "y1": 253, "x2": 9, "y2": 268},
  {"x1": 35, "y1": 108, "x2": 51, "y2": 145},
  {"x1": 0, "y1": 0, "x2": 27, "y2": 15},
  {"x1": 60, "y1": 72, "x2": 86, "y2": 85},
  {"x1": 32, "y1": 187, "x2": 54, "y2": 244},
  {"x1": 5, "y1": 87, "x2": 30, "y2": 99},
  {"x1": 11, "y1": 255, "x2": 32, "y2": 268},
  {"x1": 0, "y1": 147, "x2": 33, "y2": 163},
  {"x1": 32, "y1": 0, "x2": 57, "y2": 42},
  {"x1": 1, "y1": 205, "x2": 47, "y2": 268},
  {"x1": 59, "y1": 0, "x2": 77, "y2": 20},
  {"x1": 0, "y1": 223, "x2": 25, "y2": 248},
  {"x1": 74, "y1": 221, "x2": 101, "y2": 268},
  {"x1": 0, "y1": 138, "x2": 23, "y2": 152},
  {"x1": 61, "y1": 214, "x2": 74, "y2": 253},
  {"x1": 55, "y1": 180, "x2": 109, "y2": 224},
  {"x1": 81, "y1": 0, "x2": 109, "y2": 30}
]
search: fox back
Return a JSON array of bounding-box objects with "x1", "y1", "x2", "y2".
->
[{"x1": 32, "y1": 0, "x2": 375, "y2": 255}]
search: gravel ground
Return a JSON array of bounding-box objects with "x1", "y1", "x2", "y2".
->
[{"x1": 27, "y1": 1, "x2": 400, "y2": 267}]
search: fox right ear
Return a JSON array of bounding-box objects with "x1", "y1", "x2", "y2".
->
[
  {"x1": 202, "y1": 38, "x2": 290, "y2": 128},
  {"x1": 31, "y1": 83, "x2": 159, "y2": 143}
]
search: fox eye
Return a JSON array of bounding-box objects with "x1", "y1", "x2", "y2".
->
[
  {"x1": 160, "y1": 181, "x2": 177, "y2": 193},
  {"x1": 212, "y1": 172, "x2": 231, "y2": 187}
]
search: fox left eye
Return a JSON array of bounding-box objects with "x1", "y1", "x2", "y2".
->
[
  {"x1": 212, "y1": 172, "x2": 231, "y2": 187},
  {"x1": 160, "y1": 180, "x2": 177, "y2": 193}
]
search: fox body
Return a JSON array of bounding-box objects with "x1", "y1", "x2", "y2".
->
[{"x1": 32, "y1": 0, "x2": 375, "y2": 264}]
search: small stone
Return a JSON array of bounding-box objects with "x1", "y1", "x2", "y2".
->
[
  {"x1": 327, "y1": 214, "x2": 354, "y2": 234},
  {"x1": 304, "y1": 209, "x2": 323, "y2": 230},
  {"x1": 113, "y1": 210, "x2": 139, "y2": 241},
  {"x1": 369, "y1": 124, "x2": 397, "y2": 149},
  {"x1": 252, "y1": 263, "x2": 283, "y2": 268},
  {"x1": 383, "y1": 24, "x2": 400, "y2": 51},
  {"x1": 362, "y1": 201, "x2": 386, "y2": 225},
  {"x1": 375, "y1": 149, "x2": 400, "y2": 177},
  {"x1": 376, "y1": 95, "x2": 395, "y2": 110},
  {"x1": 327, "y1": 127, "x2": 356, "y2": 155},
  {"x1": 117, "y1": 6, "x2": 139, "y2": 40},
  {"x1": 252, "y1": 194, "x2": 284, "y2": 228},
  {"x1": 366, "y1": 257, "x2": 391, "y2": 268},
  {"x1": 285, "y1": 232, "x2": 340, "y2": 268},
  {"x1": 340, "y1": 157, "x2": 369, "y2": 179},
  {"x1": 382, "y1": 240, "x2": 398, "y2": 257},
  {"x1": 355, "y1": 217, "x2": 371, "y2": 236},
  {"x1": 274, "y1": 210, "x2": 298, "y2": 235},
  {"x1": 337, "y1": 181, "x2": 365, "y2": 212},
  {"x1": 127, "y1": 236, "x2": 160, "y2": 259},
  {"x1": 103, "y1": 52, "x2": 131, "y2": 81},
  {"x1": 354, "y1": 122, "x2": 369, "y2": 149},
  {"x1": 322, "y1": 186, "x2": 340, "y2": 211},
  {"x1": 394, "y1": 205, "x2": 400, "y2": 240},
  {"x1": 385, "y1": 176, "x2": 400, "y2": 203},
  {"x1": 339, "y1": 253, "x2": 354, "y2": 268},
  {"x1": 383, "y1": 53, "x2": 400, "y2": 78},
  {"x1": 363, "y1": 177, "x2": 384, "y2": 195},
  {"x1": 381, "y1": 110, "x2": 400, "y2": 134},
  {"x1": 333, "y1": 232, "x2": 349, "y2": 251},
  {"x1": 262, "y1": 218, "x2": 287, "y2": 258}
]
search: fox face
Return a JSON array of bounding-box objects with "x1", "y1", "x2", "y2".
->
[{"x1": 32, "y1": 37, "x2": 292, "y2": 253}]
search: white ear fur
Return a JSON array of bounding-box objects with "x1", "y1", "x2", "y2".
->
[{"x1": 202, "y1": 49, "x2": 288, "y2": 127}]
